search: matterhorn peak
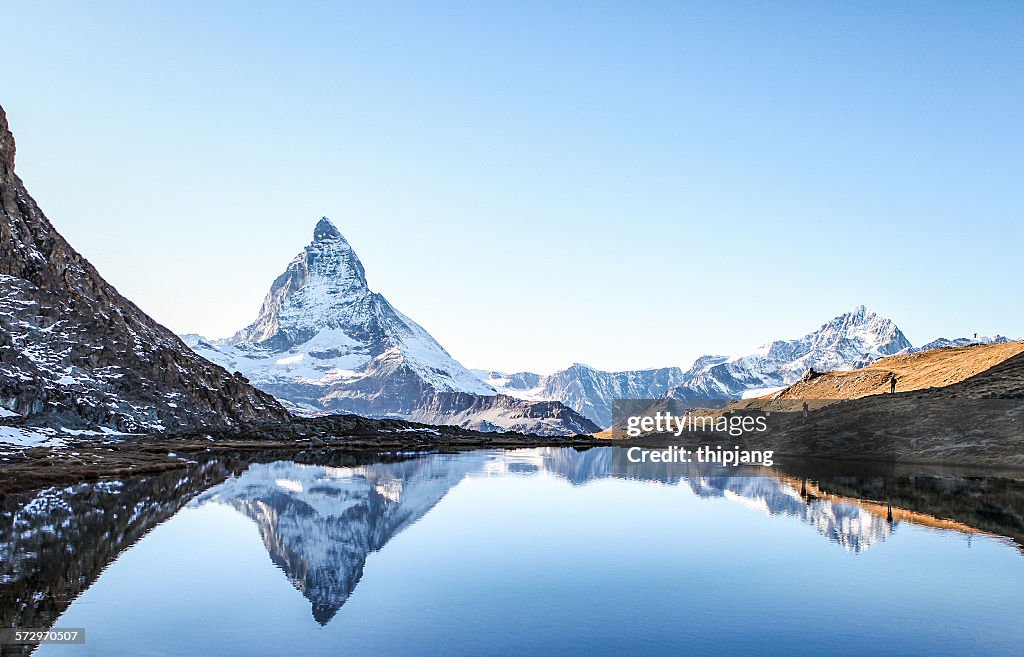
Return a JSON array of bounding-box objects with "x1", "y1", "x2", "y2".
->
[
  {"x1": 302, "y1": 217, "x2": 366, "y2": 291},
  {"x1": 303, "y1": 216, "x2": 365, "y2": 285},
  {"x1": 313, "y1": 216, "x2": 345, "y2": 242},
  {"x1": 227, "y1": 217, "x2": 370, "y2": 347},
  {"x1": 191, "y1": 214, "x2": 596, "y2": 434}
]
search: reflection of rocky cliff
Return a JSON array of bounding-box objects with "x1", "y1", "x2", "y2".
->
[
  {"x1": 193, "y1": 455, "x2": 490, "y2": 624},
  {"x1": 0, "y1": 463, "x2": 231, "y2": 657}
]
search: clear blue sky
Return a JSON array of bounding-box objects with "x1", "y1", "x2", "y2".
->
[{"x1": 4, "y1": 1, "x2": 1022, "y2": 373}]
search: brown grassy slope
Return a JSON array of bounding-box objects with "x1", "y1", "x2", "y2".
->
[
  {"x1": 755, "y1": 349, "x2": 1024, "y2": 466},
  {"x1": 598, "y1": 343, "x2": 1024, "y2": 452},
  {"x1": 739, "y1": 341, "x2": 1024, "y2": 409}
]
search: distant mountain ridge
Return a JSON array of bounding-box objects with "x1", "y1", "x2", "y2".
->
[
  {"x1": 668, "y1": 304, "x2": 911, "y2": 399},
  {"x1": 481, "y1": 305, "x2": 913, "y2": 427},
  {"x1": 185, "y1": 219, "x2": 598, "y2": 435},
  {"x1": 477, "y1": 365, "x2": 687, "y2": 428},
  {"x1": 910, "y1": 335, "x2": 1012, "y2": 353}
]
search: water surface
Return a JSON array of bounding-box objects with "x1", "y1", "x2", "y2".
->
[{"x1": 3, "y1": 448, "x2": 1023, "y2": 656}]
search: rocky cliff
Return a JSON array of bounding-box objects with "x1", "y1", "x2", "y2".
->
[{"x1": 0, "y1": 105, "x2": 290, "y2": 432}]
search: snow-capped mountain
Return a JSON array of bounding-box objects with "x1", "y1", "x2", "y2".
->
[
  {"x1": 478, "y1": 306, "x2": 911, "y2": 427},
  {"x1": 668, "y1": 305, "x2": 912, "y2": 400},
  {"x1": 910, "y1": 335, "x2": 1012, "y2": 353},
  {"x1": 0, "y1": 104, "x2": 289, "y2": 436},
  {"x1": 185, "y1": 219, "x2": 597, "y2": 435},
  {"x1": 192, "y1": 455, "x2": 492, "y2": 624},
  {"x1": 478, "y1": 365, "x2": 687, "y2": 428},
  {"x1": 472, "y1": 370, "x2": 545, "y2": 398}
]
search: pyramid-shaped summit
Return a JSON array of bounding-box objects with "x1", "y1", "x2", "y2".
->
[
  {"x1": 186, "y1": 218, "x2": 599, "y2": 435},
  {"x1": 313, "y1": 216, "x2": 344, "y2": 241},
  {"x1": 231, "y1": 217, "x2": 371, "y2": 348}
]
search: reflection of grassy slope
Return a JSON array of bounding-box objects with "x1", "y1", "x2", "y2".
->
[
  {"x1": 0, "y1": 463, "x2": 231, "y2": 657},
  {"x1": 779, "y1": 470, "x2": 1024, "y2": 554}
]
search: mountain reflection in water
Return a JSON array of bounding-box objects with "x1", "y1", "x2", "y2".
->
[
  {"x1": 189, "y1": 448, "x2": 1015, "y2": 624},
  {"x1": 2, "y1": 446, "x2": 1023, "y2": 651}
]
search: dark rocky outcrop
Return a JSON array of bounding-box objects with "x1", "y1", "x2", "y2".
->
[
  {"x1": 0, "y1": 105, "x2": 290, "y2": 431},
  {"x1": 407, "y1": 391, "x2": 600, "y2": 434}
]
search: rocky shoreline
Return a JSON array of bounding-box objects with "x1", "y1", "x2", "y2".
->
[{"x1": 0, "y1": 414, "x2": 600, "y2": 494}]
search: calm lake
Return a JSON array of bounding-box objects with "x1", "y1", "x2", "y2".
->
[{"x1": 3, "y1": 447, "x2": 1024, "y2": 656}]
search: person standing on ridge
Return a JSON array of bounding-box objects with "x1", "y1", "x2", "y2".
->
[{"x1": 889, "y1": 374, "x2": 897, "y2": 395}]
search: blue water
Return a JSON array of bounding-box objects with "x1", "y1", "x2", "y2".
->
[{"x1": 14, "y1": 448, "x2": 1024, "y2": 656}]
